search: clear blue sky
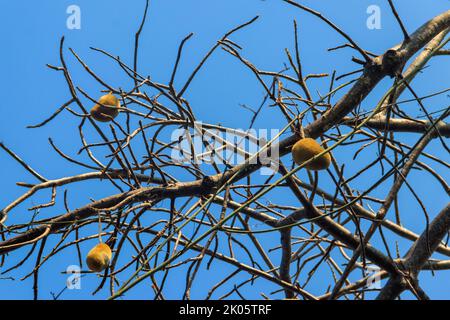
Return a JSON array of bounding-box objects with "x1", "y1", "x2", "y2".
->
[{"x1": 0, "y1": 0, "x2": 449, "y2": 300}]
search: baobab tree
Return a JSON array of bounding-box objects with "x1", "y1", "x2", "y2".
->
[{"x1": 1, "y1": 0, "x2": 449, "y2": 300}]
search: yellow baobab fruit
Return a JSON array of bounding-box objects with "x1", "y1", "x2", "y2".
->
[
  {"x1": 86, "y1": 243, "x2": 112, "y2": 272},
  {"x1": 90, "y1": 93, "x2": 120, "y2": 122},
  {"x1": 291, "y1": 138, "x2": 331, "y2": 171}
]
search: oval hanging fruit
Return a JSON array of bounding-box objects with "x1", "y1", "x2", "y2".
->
[
  {"x1": 291, "y1": 138, "x2": 331, "y2": 171},
  {"x1": 90, "y1": 93, "x2": 120, "y2": 122},
  {"x1": 86, "y1": 243, "x2": 112, "y2": 272}
]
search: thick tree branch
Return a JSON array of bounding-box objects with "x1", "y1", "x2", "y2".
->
[{"x1": 377, "y1": 203, "x2": 450, "y2": 300}]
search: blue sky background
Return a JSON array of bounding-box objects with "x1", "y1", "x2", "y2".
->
[{"x1": 0, "y1": 0, "x2": 449, "y2": 300}]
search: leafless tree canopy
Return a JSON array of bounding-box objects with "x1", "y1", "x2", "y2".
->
[{"x1": 1, "y1": 1, "x2": 450, "y2": 300}]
